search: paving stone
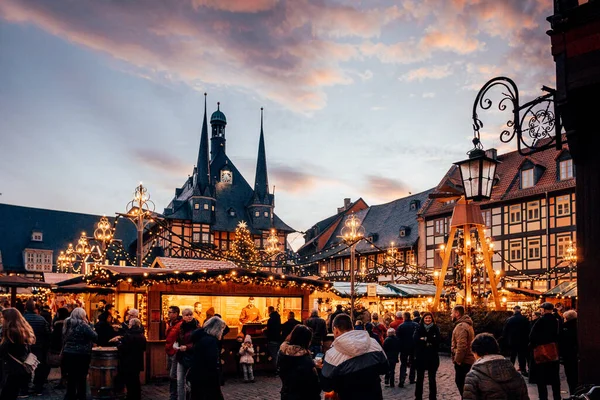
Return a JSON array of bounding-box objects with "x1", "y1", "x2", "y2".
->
[{"x1": 34, "y1": 355, "x2": 568, "y2": 399}]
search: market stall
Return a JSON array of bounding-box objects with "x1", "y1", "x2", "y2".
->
[
  {"x1": 83, "y1": 259, "x2": 330, "y2": 380},
  {"x1": 0, "y1": 275, "x2": 50, "y2": 307},
  {"x1": 542, "y1": 281, "x2": 577, "y2": 309}
]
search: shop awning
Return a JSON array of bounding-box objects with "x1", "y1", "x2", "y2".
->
[
  {"x1": 330, "y1": 282, "x2": 400, "y2": 298},
  {"x1": 52, "y1": 282, "x2": 115, "y2": 294},
  {"x1": 504, "y1": 286, "x2": 542, "y2": 297},
  {"x1": 386, "y1": 283, "x2": 439, "y2": 298},
  {"x1": 43, "y1": 273, "x2": 82, "y2": 285},
  {"x1": 543, "y1": 281, "x2": 577, "y2": 297}
]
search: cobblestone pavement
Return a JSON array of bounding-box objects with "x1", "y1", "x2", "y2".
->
[{"x1": 36, "y1": 355, "x2": 568, "y2": 400}]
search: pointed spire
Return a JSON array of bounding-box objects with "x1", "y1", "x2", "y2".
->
[
  {"x1": 254, "y1": 107, "x2": 270, "y2": 202},
  {"x1": 195, "y1": 93, "x2": 212, "y2": 196}
]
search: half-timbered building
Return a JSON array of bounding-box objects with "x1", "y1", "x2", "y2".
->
[{"x1": 420, "y1": 145, "x2": 576, "y2": 291}]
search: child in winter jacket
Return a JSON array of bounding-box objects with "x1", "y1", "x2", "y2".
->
[
  {"x1": 239, "y1": 334, "x2": 255, "y2": 383},
  {"x1": 383, "y1": 328, "x2": 401, "y2": 387}
]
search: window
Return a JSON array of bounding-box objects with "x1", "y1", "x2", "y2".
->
[
  {"x1": 228, "y1": 208, "x2": 236, "y2": 217},
  {"x1": 202, "y1": 233, "x2": 210, "y2": 243},
  {"x1": 527, "y1": 201, "x2": 540, "y2": 220},
  {"x1": 399, "y1": 229, "x2": 406, "y2": 237},
  {"x1": 434, "y1": 219, "x2": 445, "y2": 235},
  {"x1": 194, "y1": 203, "x2": 200, "y2": 210},
  {"x1": 192, "y1": 232, "x2": 200, "y2": 242},
  {"x1": 557, "y1": 195, "x2": 570, "y2": 216},
  {"x1": 119, "y1": 260, "x2": 127, "y2": 266},
  {"x1": 360, "y1": 257, "x2": 366, "y2": 270},
  {"x1": 27, "y1": 253, "x2": 34, "y2": 263},
  {"x1": 510, "y1": 241, "x2": 522, "y2": 261},
  {"x1": 527, "y1": 240, "x2": 540, "y2": 259},
  {"x1": 559, "y1": 159, "x2": 573, "y2": 180},
  {"x1": 557, "y1": 235, "x2": 572, "y2": 257},
  {"x1": 343, "y1": 259, "x2": 350, "y2": 271},
  {"x1": 254, "y1": 211, "x2": 259, "y2": 217},
  {"x1": 521, "y1": 169, "x2": 534, "y2": 189},
  {"x1": 481, "y1": 209, "x2": 492, "y2": 228},
  {"x1": 510, "y1": 205, "x2": 521, "y2": 224},
  {"x1": 212, "y1": 205, "x2": 215, "y2": 211},
  {"x1": 407, "y1": 250, "x2": 415, "y2": 263},
  {"x1": 203, "y1": 204, "x2": 209, "y2": 210},
  {"x1": 31, "y1": 232, "x2": 43, "y2": 241},
  {"x1": 264, "y1": 211, "x2": 269, "y2": 217}
]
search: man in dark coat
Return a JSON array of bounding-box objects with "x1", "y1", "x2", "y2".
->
[
  {"x1": 305, "y1": 309, "x2": 328, "y2": 356},
  {"x1": 503, "y1": 305, "x2": 530, "y2": 376},
  {"x1": 530, "y1": 302, "x2": 561, "y2": 400},
  {"x1": 23, "y1": 300, "x2": 51, "y2": 396},
  {"x1": 263, "y1": 306, "x2": 282, "y2": 373},
  {"x1": 560, "y1": 310, "x2": 578, "y2": 395},
  {"x1": 328, "y1": 305, "x2": 346, "y2": 333},
  {"x1": 190, "y1": 316, "x2": 227, "y2": 400},
  {"x1": 281, "y1": 311, "x2": 301, "y2": 342},
  {"x1": 396, "y1": 311, "x2": 418, "y2": 387},
  {"x1": 114, "y1": 318, "x2": 147, "y2": 400}
]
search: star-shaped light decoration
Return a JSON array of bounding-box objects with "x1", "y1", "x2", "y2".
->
[{"x1": 237, "y1": 220, "x2": 248, "y2": 229}]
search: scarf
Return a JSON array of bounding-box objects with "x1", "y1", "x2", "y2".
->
[{"x1": 424, "y1": 323, "x2": 434, "y2": 331}]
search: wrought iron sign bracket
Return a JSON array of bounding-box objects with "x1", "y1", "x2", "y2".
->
[{"x1": 472, "y1": 76, "x2": 562, "y2": 156}]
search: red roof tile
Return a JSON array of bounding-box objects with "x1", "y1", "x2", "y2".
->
[{"x1": 152, "y1": 257, "x2": 238, "y2": 271}]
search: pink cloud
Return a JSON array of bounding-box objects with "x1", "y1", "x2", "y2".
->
[
  {"x1": 363, "y1": 175, "x2": 411, "y2": 202},
  {"x1": 400, "y1": 64, "x2": 452, "y2": 82},
  {"x1": 191, "y1": 0, "x2": 279, "y2": 13}
]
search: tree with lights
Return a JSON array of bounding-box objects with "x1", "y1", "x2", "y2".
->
[{"x1": 227, "y1": 221, "x2": 260, "y2": 269}]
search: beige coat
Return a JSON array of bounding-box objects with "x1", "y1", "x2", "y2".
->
[{"x1": 451, "y1": 314, "x2": 475, "y2": 365}]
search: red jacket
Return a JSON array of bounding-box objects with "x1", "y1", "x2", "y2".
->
[
  {"x1": 390, "y1": 318, "x2": 404, "y2": 330},
  {"x1": 165, "y1": 317, "x2": 183, "y2": 356}
]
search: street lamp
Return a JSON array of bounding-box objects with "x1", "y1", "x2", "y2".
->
[
  {"x1": 454, "y1": 142, "x2": 499, "y2": 202},
  {"x1": 339, "y1": 213, "x2": 365, "y2": 324},
  {"x1": 123, "y1": 183, "x2": 155, "y2": 268}
]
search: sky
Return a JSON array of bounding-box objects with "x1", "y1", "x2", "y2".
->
[{"x1": 0, "y1": 0, "x2": 556, "y2": 249}]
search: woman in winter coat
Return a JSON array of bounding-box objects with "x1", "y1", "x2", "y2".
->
[
  {"x1": 463, "y1": 333, "x2": 529, "y2": 400},
  {"x1": 94, "y1": 311, "x2": 117, "y2": 347},
  {"x1": 114, "y1": 318, "x2": 146, "y2": 400},
  {"x1": 529, "y1": 303, "x2": 561, "y2": 400},
  {"x1": 0, "y1": 308, "x2": 36, "y2": 400},
  {"x1": 189, "y1": 316, "x2": 227, "y2": 400},
  {"x1": 49, "y1": 307, "x2": 70, "y2": 389},
  {"x1": 239, "y1": 335, "x2": 255, "y2": 383},
  {"x1": 62, "y1": 307, "x2": 98, "y2": 400},
  {"x1": 413, "y1": 312, "x2": 440, "y2": 400},
  {"x1": 383, "y1": 328, "x2": 400, "y2": 387},
  {"x1": 176, "y1": 308, "x2": 199, "y2": 399},
  {"x1": 277, "y1": 325, "x2": 321, "y2": 400}
]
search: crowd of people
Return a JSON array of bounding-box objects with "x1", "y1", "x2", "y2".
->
[
  {"x1": 0, "y1": 298, "x2": 579, "y2": 400},
  {"x1": 0, "y1": 299, "x2": 146, "y2": 400}
]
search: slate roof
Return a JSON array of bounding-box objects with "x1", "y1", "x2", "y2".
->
[
  {"x1": 330, "y1": 282, "x2": 400, "y2": 298},
  {"x1": 386, "y1": 283, "x2": 438, "y2": 297},
  {"x1": 0, "y1": 203, "x2": 137, "y2": 272},
  {"x1": 420, "y1": 142, "x2": 575, "y2": 219},
  {"x1": 298, "y1": 190, "x2": 434, "y2": 262}
]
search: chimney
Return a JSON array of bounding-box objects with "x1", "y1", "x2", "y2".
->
[
  {"x1": 485, "y1": 148, "x2": 497, "y2": 160},
  {"x1": 337, "y1": 198, "x2": 352, "y2": 213}
]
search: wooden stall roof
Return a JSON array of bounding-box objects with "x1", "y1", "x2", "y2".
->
[
  {"x1": 51, "y1": 282, "x2": 115, "y2": 294},
  {"x1": 151, "y1": 257, "x2": 237, "y2": 270},
  {"x1": 83, "y1": 264, "x2": 331, "y2": 292},
  {"x1": 543, "y1": 281, "x2": 577, "y2": 297},
  {"x1": 330, "y1": 282, "x2": 400, "y2": 298},
  {"x1": 0, "y1": 275, "x2": 51, "y2": 288},
  {"x1": 386, "y1": 283, "x2": 439, "y2": 297},
  {"x1": 504, "y1": 286, "x2": 542, "y2": 297}
]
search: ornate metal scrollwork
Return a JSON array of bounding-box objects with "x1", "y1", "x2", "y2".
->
[{"x1": 472, "y1": 77, "x2": 562, "y2": 156}]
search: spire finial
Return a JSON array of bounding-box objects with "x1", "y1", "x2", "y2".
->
[
  {"x1": 217, "y1": 101, "x2": 220, "y2": 111},
  {"x1": 260, "y1": 107, "x2": 264, "y2": 130}
]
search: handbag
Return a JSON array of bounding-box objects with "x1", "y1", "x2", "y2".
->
[
  {"x1": 533, "y1": 342, "x2": 559, "y2": 364},
  {"x1": 9, "y1": 351, "x2": 40, "y2": 374}
]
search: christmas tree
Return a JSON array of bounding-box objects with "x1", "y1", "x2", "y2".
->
[{"x1": 227, "y1": 221, "x2": 259, "y2": 269}]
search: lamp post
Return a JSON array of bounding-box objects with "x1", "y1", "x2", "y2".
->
[
  {"x1": 340, "y1": 213, "x2": 365, "y2": 324},
  {"x1": 122, "y1": 183, "x2": 155, "y2": 268}
]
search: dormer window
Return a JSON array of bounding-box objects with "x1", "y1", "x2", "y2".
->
[
  {"x1": 399, "y1": 226, "x2": 411, "y2": 237},
  {"x1": 263, "y1": 211, "x2": 269, "y2": 217},
  {"x1": 400, "y1": 229, "x2": 406, "y2": 237},
  {"x1": 203, "y1": 203, "x2": 209, "y2": 210},
  {"x1": 31, "y1": 231, "x2": 43, "y2": 242},
  {"x1": 194, "y1": 203, "x2": 200, "y2": 210},
  {"x1": 559, "y1": 159, "x2": 573, "y2": 180},
  {"x1": 227, "y1": 208, "x2": 236, "y2": 217},
  {"x1": 255, "y1": 211, "x2": 259, "y2": 217},
  {"x1": 409, "y1": 200, "x2": 420, "y2": 211},
  {"x1": 521, "y1": 168, "x2": 534, "y2": 189}
]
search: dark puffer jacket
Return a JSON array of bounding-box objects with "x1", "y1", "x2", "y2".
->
[
  {"x1": 463, "y1": 355, "x2": 529, "y2": 400},
  {"x1": 117, "y1": 326, "x2": 147, "y2": 372},
  {"x1": 320, "y1": 330, "x2": 388, "y2": 400},
  {"x1": 413, "y1": 323, "x2": 440, "y2": 370},
  {"x1": 277, "y1": 342, "x2": 321, "y2": 400}
]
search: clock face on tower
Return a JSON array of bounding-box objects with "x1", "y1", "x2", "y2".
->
[{"x1": 221, "y1": 170, "x2": 232, "y2": 183}]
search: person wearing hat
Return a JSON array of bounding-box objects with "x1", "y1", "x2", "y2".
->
[
  {"x1": 502, "y1": 305, "x2": 530, "y2": 376},
  {"x1": 239, "y1": 297, "x2": 262, "y2": 324},
  {"x1": 529, "y1": 302, "x2": 561, "y2": 400}
]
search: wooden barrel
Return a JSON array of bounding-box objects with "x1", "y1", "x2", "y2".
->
[{"x1": 89, "y1": 347, "x2": 125, "y2": 400}]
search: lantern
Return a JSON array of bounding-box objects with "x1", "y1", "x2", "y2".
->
[{"x1": 454, "y1": 148, "x2": 499, "y2": 201}]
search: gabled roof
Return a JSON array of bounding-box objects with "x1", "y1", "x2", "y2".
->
[
  {"x1": 299, "y1": 190, "x2": 433, "y2": 262},
  {"x1": 0, "y1": 204, "x2": 137, "y2": 272},
  {"x1": 151, "y1": 257, "x2": 237, "y2": 270},
  {"x1": 421, "y1": 143, "x2": 575, "y2": 218}
]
